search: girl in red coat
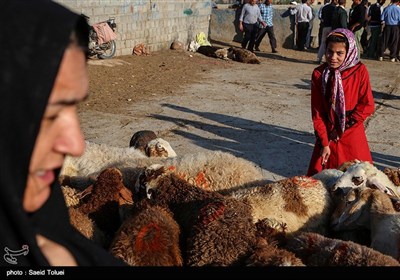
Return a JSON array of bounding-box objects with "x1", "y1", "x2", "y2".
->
[{"x1": 307, "y1": 28, "x2": 375, "y2": 176}]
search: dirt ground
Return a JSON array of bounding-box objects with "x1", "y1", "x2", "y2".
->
[{"x1": 81, "y1": 44, "x2": 400, "y2": 182}]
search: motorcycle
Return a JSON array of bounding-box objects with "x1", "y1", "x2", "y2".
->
[{"x1": 83, "y1": 14, "x2": 117, "y2": 59}]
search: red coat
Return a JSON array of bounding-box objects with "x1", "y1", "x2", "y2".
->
[{"x1": 307, "y1": 62, "x2": 375, "y2": 176}]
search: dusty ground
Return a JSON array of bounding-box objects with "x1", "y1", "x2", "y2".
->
[{"x1": 81, "y1": 44, "x2": 400, "y2": 182}]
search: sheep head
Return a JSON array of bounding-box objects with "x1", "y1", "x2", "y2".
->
[
  {"x1": 332, "y1": 162, "x2": 400, "y2": 201},
  {"x1": 135, "y1": 164, "x2": 174, "y2": 199},
  {"x1": 330, "y1": 186, "x2": 372, "y2": 231},
  {"x1": 129, "y1": 130, "x2": 157, "y2": 152},
  {"x1": 215, "y1": 48, "x2": 229, "y2": 60},
  {"x1": 145, "y1": 138, "x2": 177, "y2": 158}
]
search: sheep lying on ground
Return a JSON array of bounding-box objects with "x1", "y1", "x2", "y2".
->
[
  {"x1": 155, "y1": 150, "x2": 265, "y2": 193},
  {"x1": 228, "y1": 47, "x2": 261, "y2": 64},
  {"x1": 286, "y1": 232, "x2": 400, "y2": 266},
  {"x1": 331, "y1": 186, "x2": 400, "y2": 261},
  {"x1": 225, "y1": 176, "x2": 333, "y2": 235},
  {"x1": 110, "y1": 205, "x2": 183, "y2": 266},
  {"x1": 60, "y1": 139, "x2": 176, "y2": 178},
  {"x1": 196, "y1": 46, "x2": 229, "y2": 60},
  {"x1": 332, "y1": 161, "x2": 400, "y2": 198},
  {"x1": 135, "y1": 164, "x2": 257, "y2": 266}
]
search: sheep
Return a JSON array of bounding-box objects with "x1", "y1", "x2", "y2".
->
[
  {"x1": 109, "y1": 205, "x2": 183, "y2": 266},
  {"x1": 245, "y1": 237, "x2": 305, "y2": 266},
  {"x1": 227, "y1": 47, "x2": 261, "y2": 64},
  {"x1": 129, "y1": 130, "x2": 157, "y2": 152},
  {"x1": 146, "y1": 138, "x2": 177, "y2": 158},
  {"x1": 331, "y1": 186, "x2": 400, "y2": 260},
  {"x1": 244, "y1": 219, "x2": 305, "y2": 266},
  {"x1": 312, "y1": 168, "x2": 344, "y2": 190},
  {"x1": 135, "y1": 164, "x2": 257, "y2": 266},
  {"x1": 384, "y1": 167, "x2": 400, "y2": 186},
  {"x1": 332, "y1": 161, "x2": 400, "y2": 199},
  {"x1": 61, "y1": 186, "x2": 86, "y2": 207},
  {"x1": 285, "y1": 232, "x2": 400, "y2": 266},
  {"x1": 337, "y1": 159, "x2": 361, "y2": 172},
  {"x1": 73, "y1": 167, "x2": 133, "y2": 247},
  {"x1": 225, "y1": 176, "x2": 333, "y2": 236},
  {"x1": 196, "y1": 46, "x2": 229, "y2": 60},
  {"x1": 60, "y1": 141, "x2": 147, "y2": 178},
  {"x1": 152, "y1": 150, "x2": 265, "y2": 193},
  {"x1": 60, "y1": 139, "x2": 176, "y2": 178}
]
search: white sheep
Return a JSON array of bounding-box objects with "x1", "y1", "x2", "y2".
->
[
  {"x1": 332, "y1": 161, "x2": 400, "y2": 199},
  {"x1": 331, "y1": 186, "x2": 400, "y2": 261},
  {"x1": 225, "y1": 176, "x2": 333, "y2": 235},
  {"x1": 312, "y1": 168, "x2": 344, "y2": 190},
  {"x1": 138, "y1": 150, "x2": 265, "y2": 193},
  {"x1": 60, "y1": 139, "x2": 176, "y2": 178}
]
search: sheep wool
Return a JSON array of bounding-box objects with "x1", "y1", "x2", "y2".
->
[{"x1": 228, "y1": 176, "x2": 333, "y2": 235}]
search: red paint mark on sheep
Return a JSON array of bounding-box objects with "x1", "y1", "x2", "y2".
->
[
  {"x1": 292, "y1": 176, "x2": 319, "y2": 188},
  {"x1": 195, "y1": 172, "x2": 209, "y2": 190},
  {"x1": 135, "y1": 223, "x2": 162, "y2": 252},
  {"x1": 198, "y1": 201, "x2": 225, "y2": 225}
]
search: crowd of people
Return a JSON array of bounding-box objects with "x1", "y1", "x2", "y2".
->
[{"x1": 238, "y1": 0, "x2": 400, "y2": 62}]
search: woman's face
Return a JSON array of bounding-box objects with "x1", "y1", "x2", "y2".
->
[
  {"x1": 23, "y1": 45, "x2": 88, "y2": 212},
  {"x1": 325, "y1": 41, "x2": 347, "y2": 69}
]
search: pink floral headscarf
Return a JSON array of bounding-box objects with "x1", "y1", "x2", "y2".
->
[{"x1": 322, "y1": 28, "x2": 359, "y2": 135}]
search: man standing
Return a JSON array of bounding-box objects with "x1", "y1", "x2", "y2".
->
[
  {"x1": 317, "y1": 0, "x2": 338, "y2": 63},
  {"x1": 255, "y1": 0, "x2": 278, "y2": 53},
  {"x1": 366, "y1": 0, "x2": 386, "y2": 59},
  {"x1": 296, "y1": 0, "x2": 313, "y2": 51},
  {"x1": 378, "y1": 0, "x2": 400, "y2": 62},
  {"x1": 349, "y1": 0, "x2": 367, "y2": 59},
  {"x1": 239, "y1": 0, "x2": 266, "y2": 52}
]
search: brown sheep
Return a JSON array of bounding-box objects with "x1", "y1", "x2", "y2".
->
[
  {"x1": 136, "y1": 164, "x2": 257, "y2": 266},
  {"x1": 244, "y1": 219, "x2": 304, "y2": 266},
  {"x1": 245, "y1": 237, "x2": 305, "y2": 266},
  {"x1": 227, "y1": 47, "x2": 261, "y2": 64},
  {"x1": 384, "y1": 167, "x2": 400, "y2": 186},
  {"x1": 110, "y1": 205, "x2": 183, "y2": 266},
  {"x1": 286, "y1": 232, "x2": 400, "y2": 266},
  {"x1": 74, "y1": 167, "x2": 133, "y2": 247}
]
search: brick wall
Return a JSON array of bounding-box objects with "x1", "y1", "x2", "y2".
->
[{"x1": 55, "y1": 0, "x2": 212, "y2": 56}]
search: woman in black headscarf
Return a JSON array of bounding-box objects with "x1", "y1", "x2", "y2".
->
[{"x1": 0, "y1": 0, "x2": 124, "y2": 266}]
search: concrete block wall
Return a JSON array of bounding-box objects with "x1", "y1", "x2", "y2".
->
[
  {"x1": 55, "y1": 0, "x2": 212, "y2": 56},
  {"x1": 210, "y1": 6, "x2": 321, "y2": 50}
]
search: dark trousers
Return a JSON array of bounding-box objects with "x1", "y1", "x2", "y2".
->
[
  {"x1": 241, "y1": 22, "x2": 258, "y2": 51},
  {"x1": 379, "y1": 25, "x2": 399, "y2": 59},
  {"x1": 297, "y1": 22, "x2": 309, "y2": 51},
  {"x1": 255, "y1": 26, "x2": 277, "y2": 51},
  {"x1": 366, "y1": 26, "x2": 381, "y2": 58}
]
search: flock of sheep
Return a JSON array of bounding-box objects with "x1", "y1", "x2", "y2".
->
[{"x1": 59, "y1": 130, "x2": 400, "y2": 266}]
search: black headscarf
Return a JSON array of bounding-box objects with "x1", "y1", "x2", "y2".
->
[{"x1": 0, "y1": 0, "x2": 123, "y2": 266}]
